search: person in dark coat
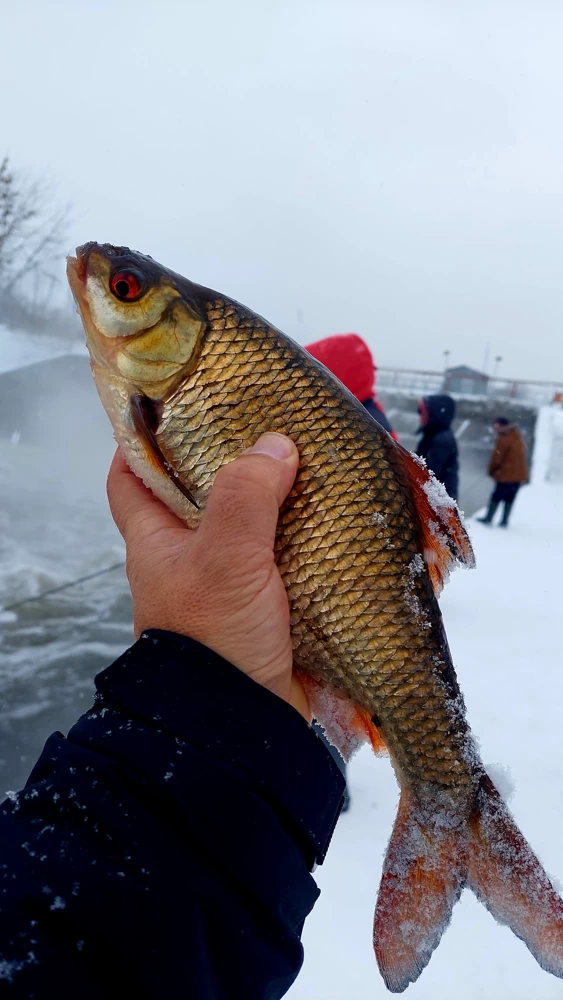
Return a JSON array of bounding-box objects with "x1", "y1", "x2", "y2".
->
[
  {"x1": 0, "y1": 435, "x2": 345, "y2": 1000},
  {"x1": 416, "y1": 394, "x2": 459, "y2": 500},
  {"x1": 477, "y1": 417, "x2": 529, "y2": 527},
  {"x1": 305, "y1": 333, "x2": 399, "y2": 439}
]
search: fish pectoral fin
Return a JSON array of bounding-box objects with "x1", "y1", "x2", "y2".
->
[
  {"x1": 374, "y1": 791, "x2": 465, "y2": 993},
  {"x1": 130, "y1": 393, "x2": 199, "y2": 509},
  {"x1": 392, "y1": 442, "x2": 475, "y2": 595},
  {"x1": 467, "y1": 774, "x2": 563, "y2": 979},
  {"x1": 295, "y1": 672, "x2": 387, "y2": 760}
]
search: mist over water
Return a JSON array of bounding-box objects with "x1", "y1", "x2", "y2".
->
[{"x1": 0, "y1": 356, "x2": 120, "y2": 602}]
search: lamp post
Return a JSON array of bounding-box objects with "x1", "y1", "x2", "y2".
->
[
  {"x1": 443, "y1": 349, "x2": 450, "y2": 372},
  {"x1": 493, "y1": 355, "x2": 503, "y2": 379}
]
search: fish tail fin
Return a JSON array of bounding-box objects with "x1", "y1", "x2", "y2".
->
[
  {"x1": 467, "y1": 774, "x2": 563, "y2": 978},
  {"x1": 374, "y1": 790, "x2": 465, "y2": 993},
  {"x1": 375, "y1": 778, "x2": 563, "y2": 992}
]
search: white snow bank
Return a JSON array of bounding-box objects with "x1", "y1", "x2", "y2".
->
[
  {"x1": 0, "y1": 323, "x2": 86, "y2": 375},
  {"x1": 535, "y1": 405, "x2": 563, "y2": 485},
  {"x1": 289, "y1": 413, "x2": 563, "y2": 1000}
]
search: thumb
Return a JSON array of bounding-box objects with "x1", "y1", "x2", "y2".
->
[{"x1": 200, "y1": 433, "x2": 299, "y2": 553}]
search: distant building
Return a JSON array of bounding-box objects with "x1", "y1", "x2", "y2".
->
[{"x1": 443, "y1": 365, "x2": 490, "y2": 396}]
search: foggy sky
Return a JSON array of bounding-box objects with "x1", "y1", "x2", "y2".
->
[{"x1": 2, "y1": 0, "x2": 563, "y2": 381}]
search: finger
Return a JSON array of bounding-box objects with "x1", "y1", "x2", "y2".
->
[
  {"x1": 200, "y1": 433, "x2": 299, "y2": 554},
  {"x1": 107, "y1": 449, "x2": 185, "y2": 543}
]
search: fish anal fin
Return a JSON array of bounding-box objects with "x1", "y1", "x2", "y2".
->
[
  {"x1": 130, "y1": 393, "x2": 199, "y2": 509},
  {"x1": 374, "y1": 791, "x2": 465, "y2": 993},
  {"x1": 391, "y1": 442, "x2": 475, "y2": 595},
  {"x1": 295, "y1": 672, "x2": 387, "y2": 760},
  {"x1": 467, "y1": 775, "x2": 563, "y2": 978},
  {"x1": 356, "y1": 704, "x2": 387, "y2": 756}
]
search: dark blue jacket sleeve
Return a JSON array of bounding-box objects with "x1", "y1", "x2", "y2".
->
[{"x1": 0, "y1": 630, "x2": 345, "y2": 999}]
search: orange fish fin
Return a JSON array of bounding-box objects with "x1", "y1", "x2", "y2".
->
[
  {"x1": 391, "y1": 441, "x2": 475, "y2": 595},
  {"x1": 355, "y1": 704, "x2": 387, "y2": 756},
  {"x1": 295, "y1": 672, "x2": 387, "y2": 760},
  {"x1": 467, "y1": 775, "x2": 563, "y2": 978},
  {"x1": 374, "y1": 790, "x2": 465, "y2": 993}
]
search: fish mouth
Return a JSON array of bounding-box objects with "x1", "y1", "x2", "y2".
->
[
  {"x1": 66, "y1": 242, "x2": 113, "y2": 320},
  {"x1": 66, "y1": 245, "x2": 90, "y2": 302},
  {"x1": 66, "y1": 245, "x2": 108, "y2": 367}
]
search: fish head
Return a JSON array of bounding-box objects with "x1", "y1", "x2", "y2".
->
[{"x1": 67, "y1": 242, "x2": 206, "y2": 398}]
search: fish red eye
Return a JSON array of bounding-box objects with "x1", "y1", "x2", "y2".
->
[{"x1": 109, "y1": 269, "x2": 145, "y2": 301}]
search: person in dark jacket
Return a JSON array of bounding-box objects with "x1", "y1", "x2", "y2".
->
[
  {"x1": 416, "y1": 394, "x2": 459, "y2": 500},
  {"x1": 0, "y1": 434, "x2": 344, "y2": 1000},
  {"x1": 305, "y1": 333, "x2": 399, "y2": 439},
  {"x1": 477, "y1": 417, "x2": 529, "y2": 527}
]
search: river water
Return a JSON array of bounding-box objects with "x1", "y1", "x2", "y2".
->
[{"x1": 0, "y1": 356, "x2": 132, "y2": 791}]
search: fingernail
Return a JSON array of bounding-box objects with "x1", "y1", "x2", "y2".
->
[{"x1": 247, "y1": 433, "x2": 294, "y2": 461}]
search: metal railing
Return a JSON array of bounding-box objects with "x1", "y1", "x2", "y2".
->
[{"x1": 377, "y1": 367, "x2": 563, "y2": 407}]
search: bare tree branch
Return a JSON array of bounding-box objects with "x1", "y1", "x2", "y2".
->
[{"x1": 0, "y1": 157, "x2": 70, "y2": 306}]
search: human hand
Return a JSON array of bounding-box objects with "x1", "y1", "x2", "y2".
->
[{"x1": 107, "y1": 433, "x2": 310, "y2": 720}]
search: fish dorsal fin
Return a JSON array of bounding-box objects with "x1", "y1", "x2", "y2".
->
[{"x1": 391, "y1": 441, "x2": 475, "y2": 595}]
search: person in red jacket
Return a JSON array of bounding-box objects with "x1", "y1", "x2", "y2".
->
[{"x1": 305, "y1": 333, "x2": 398, "y2": 440}]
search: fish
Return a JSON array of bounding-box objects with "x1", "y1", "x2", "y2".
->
[{"x1": 67, "y1": 241, "x2": 563, "y2": 992}]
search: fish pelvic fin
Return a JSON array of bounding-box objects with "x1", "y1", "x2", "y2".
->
[
  {"x1": 467, "y1": 774, "x2": 563, "y2": 979},
  {"x1": 295, "y1": 673, "x2": 387, "y2": 760},
  {"x1": 391, "y1": 442, "x2": 475, "y2": 595},
  {"x1": 373, "y1": 790, "x2": 465, "y2": 993}
]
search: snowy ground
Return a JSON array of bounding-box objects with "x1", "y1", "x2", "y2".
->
[{"x1": 289, "y1": 408, "x2": 563, "y2": 1000}]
